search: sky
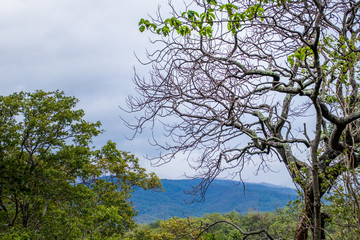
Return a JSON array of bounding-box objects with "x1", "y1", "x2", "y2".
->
[{"x1": 0, "y1": 0, "x2": 294, "y2": 188}]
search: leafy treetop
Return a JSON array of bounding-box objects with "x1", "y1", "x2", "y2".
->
[{"x1": 0, "y1": 90, "x2": 161, "y2": 239}]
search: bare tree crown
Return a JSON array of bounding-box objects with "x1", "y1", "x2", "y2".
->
[
  {"x1": 128, "y1": 1, "x2": 360, "y2": 237},
  {"x1": 129, "y1": 0, "x2": 359, "y2": 187}
]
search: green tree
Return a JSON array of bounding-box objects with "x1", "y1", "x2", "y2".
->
[
  {"x1": 0, "y1": 90, "x2": 161, "y2": 239},
  {"x1": 149, "y1": 217, "x2": 205, "y2": 240},
  {"x1": 124, "y1": 217, "x2": 206, "y2": 240},
  {"x1": 128, "y1": 0, "x2": 360, "y2": 239},
  {"x1": 140, "y1": 212, "x2": 281, "y2": 240}
]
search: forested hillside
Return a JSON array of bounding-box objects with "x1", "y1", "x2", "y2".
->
[{"x1": 131, "y1": 179, "x2": 296, "y2": 223}]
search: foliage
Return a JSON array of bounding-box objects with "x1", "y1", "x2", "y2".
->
[
  {"x1": 324, "y1": 170, "x2": 360, "y2": 239},
  {"x1": 269, "y1": 201, "x2": 300, "y2": 239},
  {"x1": 130, "y1": 0, "x2": 360, "y2": 239},
  {"x1": 127, "y1": 210, "x2": 289, "y2": 240},
  {"x1": 126, "y1": 203, "x2": 359, "y2": 240},
  {"x1": 124, "y1": 217, "x2": 206, "y2": 240},
  {"x1": 0, "y1": 90, "x2": 161, "y2": 239}
]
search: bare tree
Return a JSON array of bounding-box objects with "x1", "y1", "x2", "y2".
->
[{"x1": 126, "y1": 0, "x2": 360, "y2": 239}]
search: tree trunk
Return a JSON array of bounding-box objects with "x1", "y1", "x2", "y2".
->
[
  {"x1": 295, "y1": 215, "x2": 309, "y2": 240},
  {"x1": 294, "y1": 186, "x2": 327, "y2": 240},
  {"x1": 320, "y1": 213, "x2": 329, "y2": 240},
  {"x1": 295, "y1": 193, "x2": 312, "y2": 240},
  {"x1": 312, "y1": 157, "x2": 322, "y2": 239}
]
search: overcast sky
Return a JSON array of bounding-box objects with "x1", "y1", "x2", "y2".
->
[{"x1": 0, "y1": 0, "x2": 294, "y2": 188}]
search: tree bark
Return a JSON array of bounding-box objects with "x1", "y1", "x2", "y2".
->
[
  {"x1": 294, "y1": 183, "x2": 328, "y2": 240},
  {"x1": 295, "y1": 215, "x2": 309, "y2": 240},
  {"x1": 295, "y1": 188, "x2": 312, "y2": 240}
]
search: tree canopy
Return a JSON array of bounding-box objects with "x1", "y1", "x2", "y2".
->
[
  {"x1": 128, "y1": 0, "x2": 360, "y2": 239},
  {"x1": 0, "y1": 90, "x2": 161, "y2": 239}
]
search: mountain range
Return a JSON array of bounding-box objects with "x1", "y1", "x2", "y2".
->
[{"x1": 130, "y1": 179, "x2": 297, "y2": 223}]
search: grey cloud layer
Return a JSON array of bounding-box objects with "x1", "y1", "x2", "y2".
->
[{"x1": 0, "y1": 0, "x2": 294, "y2": 187}]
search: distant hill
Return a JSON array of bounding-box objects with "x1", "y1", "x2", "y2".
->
[{"x1": 130, "y1": 179, "x2": 297, "y2": 223}]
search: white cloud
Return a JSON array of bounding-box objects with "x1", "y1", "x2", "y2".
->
[{"x1": 0, "y1": 0, "x2": 295, "y2": 188}]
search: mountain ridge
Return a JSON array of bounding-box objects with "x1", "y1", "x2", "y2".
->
[{"x1": 130, "y1": 179, "x2": 297, "y2": 223}]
